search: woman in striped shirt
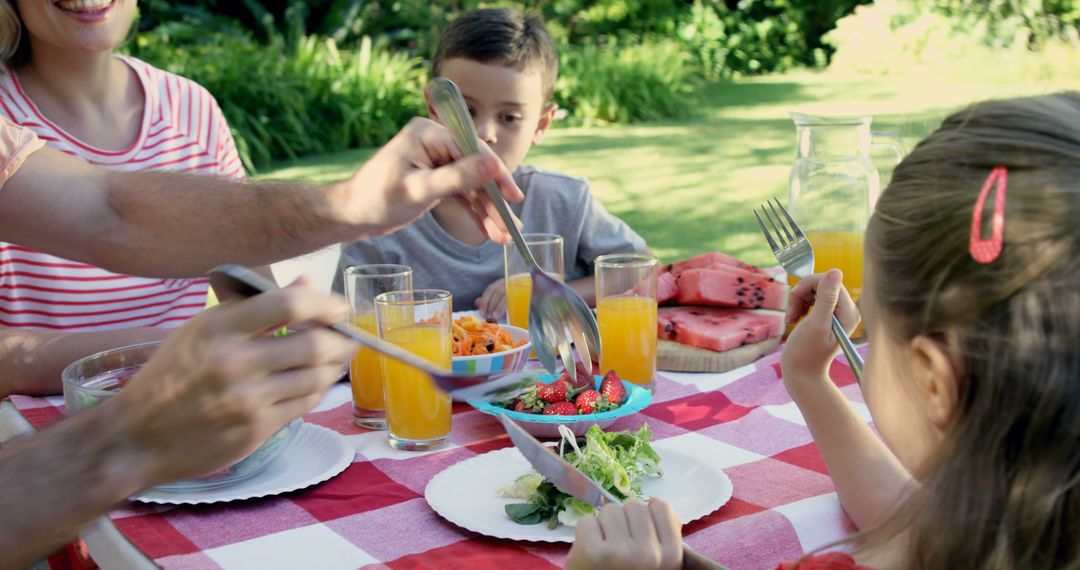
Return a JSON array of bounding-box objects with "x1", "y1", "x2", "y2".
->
[{"x1": 0, "y1": 0, "x2": 263, "y2": 397}]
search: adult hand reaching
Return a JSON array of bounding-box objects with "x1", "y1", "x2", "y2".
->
[
  {"x1": 339, "y1": 117, "x2": 524, "y2": 244},
  {"x1": 112, "y1": 283, "x2": 358, "y2": 487},
  {"x1": 0, "y1": 283, "x2": 358, "y2": 567}
]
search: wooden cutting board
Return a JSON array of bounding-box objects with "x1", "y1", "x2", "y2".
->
[{"x1": 657, "y1": 337, "x2": 780, "y2": 373}]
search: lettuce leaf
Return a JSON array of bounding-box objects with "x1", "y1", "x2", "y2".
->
[{"x1": 502, "y1": 424, "x2": 662, "y2": 528}]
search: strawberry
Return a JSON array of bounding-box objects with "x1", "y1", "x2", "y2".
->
[
  {"x1": 542, "y1": 401, "x2": 579, "y2": 416},
  {"x1": 538, "y1": 379, "x2": 571, "y2": 403},
  {"x1": 574, "y1": 390, "x2": 603, "y2": 414},
  {"x1": 512, "y1": 400, "x2": 531, "y2": 413},
  {"x1": 565, "y1": 361, "x2": 593, "y2": 391},
  {"x1": 599, "y1": 370, "x2": 627, "y2": 405}
]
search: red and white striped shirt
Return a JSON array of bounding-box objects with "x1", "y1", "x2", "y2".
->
[{"x1": 0, "y1": 56, "x2": 244, "y2": 331}]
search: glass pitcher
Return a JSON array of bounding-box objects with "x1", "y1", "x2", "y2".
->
[{"x1": 787, "y1": 113, "x2": 903, "y2": 302}]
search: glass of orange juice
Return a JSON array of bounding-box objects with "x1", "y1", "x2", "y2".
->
[
  {"x1": 375, "y1": 289, "x2": 453, "y2": 451},
  {"x1": 504, "y1": 233, "x2": 564, "y2": 330},
  {"x1": 595, "y1": 254, "x2": 659, "y2": 390},
  {"x1": 344, "y1": 265, "x2": 412, "y2": 429}
]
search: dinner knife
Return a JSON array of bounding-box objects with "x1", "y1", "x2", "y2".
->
[{"x1": 497, "y1": 415, "x2": 728, "y2": 570}]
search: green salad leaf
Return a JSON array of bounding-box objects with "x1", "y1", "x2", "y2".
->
[{"x1": 499, "y1": 424, "x2": 662, "y2": 528}]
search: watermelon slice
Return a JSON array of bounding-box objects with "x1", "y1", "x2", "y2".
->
[
  {"x1": 657, "y1": 271, "x2": 678, "y2": 304},
  {"x1": 670, "y1": 251, "x2": 768, "y2": 277},
  {"x1": 658, "y1": 306, "x2": 782, "y2": 352},
  {"x1": 675, "y1": 266, "x2": 787, "y2": 311}
]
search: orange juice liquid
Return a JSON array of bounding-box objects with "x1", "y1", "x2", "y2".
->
[
  {"x1": 349, "y1": 314, "x2": 383, "y2": 411},
  {"x1": 598, "y1": 295, "x2": 658, "y2": 385},
  {"x1": 380, "y1": 325, "x2": 452, "y2": 441},
  {"x1": 506, "y1": 273, "x2": 532, "y2": 329},
  {"x1": 786, "y1": 230, "x2": 864, "y2": 300},
  {"x1": 787, "y1": 230, "x2": 864, "y2": 337}
]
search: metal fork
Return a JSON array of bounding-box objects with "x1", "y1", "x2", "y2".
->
[
  {"x1": 753, "y1": 198, "x2": 864, "y2": 384},
  {"x1": 426, "y1": 77, "x2": 600, "y2": 377}
]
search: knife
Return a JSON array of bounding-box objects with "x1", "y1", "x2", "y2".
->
[{"x1": 497, "y1": 415, "x2": 728, "y2": 570}]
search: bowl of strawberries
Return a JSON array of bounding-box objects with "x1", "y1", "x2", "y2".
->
[{"x1": 469, "y1": 370, "x2": 652, "y2": 438}]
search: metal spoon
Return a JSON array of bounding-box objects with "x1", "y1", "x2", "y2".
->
[{"x1": 426, "y1": 77, "x2": 601, "y2": 376}]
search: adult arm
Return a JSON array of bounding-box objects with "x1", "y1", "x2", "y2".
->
[
  {"x1": 0, "y1": 118, "x2": 522, "y2": 277},
  {"x1": 0, "y1": 284, "x2": 358, "y2": 567},
  {"x1": 0, "y1": 327, "x2": 170, "y2": 398}
]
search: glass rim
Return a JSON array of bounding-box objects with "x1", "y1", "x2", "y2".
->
[
  {"x1": 594, "y1": 253, "x2": 658, "y2": 269},
  {"x1": 374, "y1": 289, "x2": 452, "y2": 306},
  {"x1": 506, "y1": 233, "x2": 563, "y2": 247},
  {"x1": 789, "y1": 112, "x2": 870, "y2": 127},
  {"x1": 61, "y1": 339, "x2": 162, "y2": 396},
  {"x1": 344, "y1": 264, "x2": 413, "y2": 279}
]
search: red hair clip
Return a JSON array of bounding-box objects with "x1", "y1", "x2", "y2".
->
[{"x1": 969, "y1": 166, "x2": 1008, "y2": 263}]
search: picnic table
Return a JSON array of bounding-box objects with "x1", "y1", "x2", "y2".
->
[{"x1": 0, "y1": 344, "x2": 867, "y2": 570}]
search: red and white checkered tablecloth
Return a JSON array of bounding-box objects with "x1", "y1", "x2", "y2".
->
[{"x1": 9, "y1": 348, "x2": 867, "y2": 570}]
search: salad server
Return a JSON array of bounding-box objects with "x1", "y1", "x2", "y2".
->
[{"x1": 427, "y1": 76, "x2": 601, "y2": 378}]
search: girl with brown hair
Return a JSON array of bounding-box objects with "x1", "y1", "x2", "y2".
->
[{"x1": 566, "y1": 92, "x2": 1080, "y2": 569}]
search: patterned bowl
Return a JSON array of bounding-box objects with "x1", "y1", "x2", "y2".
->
[
  {"x1": 62, "y1": 341, "x2": 301, "y2": 492},
  {"x1": 470, "y1": 373, "x2": 652, "y2": 438},
  {"x1": 452, "y1": 324, "x2": 532, "y2": 376}
]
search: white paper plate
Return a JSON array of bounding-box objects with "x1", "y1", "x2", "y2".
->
[
  {"x1": 131, "y1": 424, "x2": 354, "y2": 505},
  {"x1": 424, "y1": 440, "x2": 733, "y2": 542}
]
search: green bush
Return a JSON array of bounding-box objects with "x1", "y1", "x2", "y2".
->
[
  {"x1": 826, "y1": 0, "x2": 1080, "y2": 83},
  {"x1": 932, "y1": 0, "x2": 1080, "y2": 47},
  {"x1": 129, "y1": 23, "x2": 424, "y2": 171},
  {"x1": 556, "y1": 40, "x2": 695, "y2": 126},
  {"x1": 676, "y1": 0, "x2": 868, "y2": 79}
]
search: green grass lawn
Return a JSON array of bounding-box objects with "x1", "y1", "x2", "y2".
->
[{"x1": 262, "y1": 71, "x2": 1075, "y2": 267}]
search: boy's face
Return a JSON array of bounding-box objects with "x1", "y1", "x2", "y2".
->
[{"x1": 429, "y1": 58, "x2": 556, "y2": 174}]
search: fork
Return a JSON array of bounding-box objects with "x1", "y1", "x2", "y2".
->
[
  {"x1": 753, "y1": 198, "x2": 864, "y2": 384},
  {"x1": 426, "y1": 77, "x2": 600, "y2": 377}
]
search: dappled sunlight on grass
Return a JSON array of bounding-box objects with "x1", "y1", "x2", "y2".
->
[{"x1": 262, "y1": 72, "x2": 1072, "y2": 266}]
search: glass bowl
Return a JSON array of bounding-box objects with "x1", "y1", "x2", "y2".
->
[{"x1": 62, "y1": 341, "x2": 301, "y2": 492}]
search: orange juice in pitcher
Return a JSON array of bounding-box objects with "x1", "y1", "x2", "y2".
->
[
  {"x1": 786, "y1": 230, "x2": 865, "y2": 301},
  {"x1": 787, "y1": 112, "x2": 902, "y2": 304}
]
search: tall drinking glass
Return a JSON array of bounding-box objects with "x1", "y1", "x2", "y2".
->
[
  {"x1": 596, "y1": 254, "x2": 659, "y2": 390},
  {"x1": 504, "y1": 233, "x2": 564, "y2": 329},
  {"x1": 375, "y1": 290, "x2": 453, "y2": 451},
  {"x1": 344, "y1": 264, "x2": 412, "y2": 429}
]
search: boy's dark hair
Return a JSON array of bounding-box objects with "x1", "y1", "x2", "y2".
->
[{"x1": 432, "y1": 8, "x2": 558, "y2": 102}]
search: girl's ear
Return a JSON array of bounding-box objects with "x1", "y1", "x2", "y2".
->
[
  {"x1": 532, "y1": 103, "x2": 558, "y2": 145},
  {"x1": 909, "y1": 335, "x2": 960, "y2": 429}
]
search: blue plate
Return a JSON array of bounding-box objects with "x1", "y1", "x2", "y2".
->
[{"x1": 469, "y1": 374, "x2": 652, "y2": 437}]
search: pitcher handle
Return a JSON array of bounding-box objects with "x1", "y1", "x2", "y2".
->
[{"x1": 871, "y1": 130, "x2": 906, "y2": 165}]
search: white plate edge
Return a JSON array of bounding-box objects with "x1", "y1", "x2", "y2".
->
[
  {"x1": 424, "y1": 442, "x2": 734, "y2": 543},
  {"x1": 130, "y1": 424, "x2": 355, "y2": 506}
]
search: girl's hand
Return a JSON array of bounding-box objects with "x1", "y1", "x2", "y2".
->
[
  {"x1": 475, "y1": 279, "x2": 507, "y2": 321},
  {"x1": 781, "y1": 269, "x2": 861, "y2": 386},
  {"x1": 565, "y1": 499, "x2": 683, "y2": 570}
]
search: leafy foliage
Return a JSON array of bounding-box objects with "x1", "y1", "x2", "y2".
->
[
  {"x1": 125, "y1": 0, "x2": 884, "y2": 167},
  {"x1": 128, "y1": 22, "x2": 424, "y2": 171},
  {"x1": 556, "y1": 39, "x2": 695, "y2": 125},
  {"x1": 826, "y1": 0, "x2": 1080, "y2": 81}
]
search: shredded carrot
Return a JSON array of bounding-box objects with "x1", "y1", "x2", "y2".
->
[{"x1": 452, "y1": 315, "x2": 528, "y2": 356}]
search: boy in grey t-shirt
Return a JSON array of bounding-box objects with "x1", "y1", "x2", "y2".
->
[{"x1": 334, "y1": 9, "x2": 649, "y2": 317}]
